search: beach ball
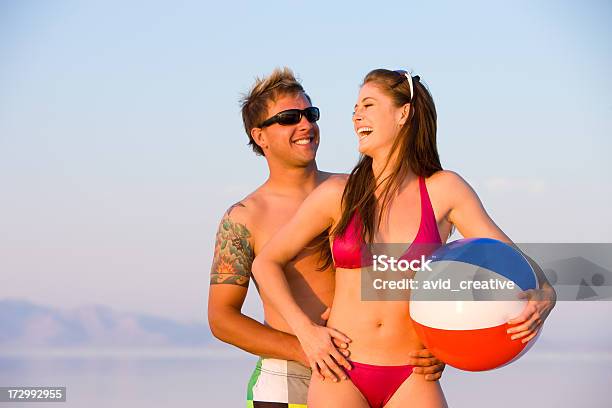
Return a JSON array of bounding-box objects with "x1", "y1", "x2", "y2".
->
[{"x1": 409, "y1": 238, "x2": 539, "y2": 371}]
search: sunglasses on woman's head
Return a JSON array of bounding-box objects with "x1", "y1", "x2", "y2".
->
[{"x1": 259, "y1": 107, "x2": 320, "y2": 128}]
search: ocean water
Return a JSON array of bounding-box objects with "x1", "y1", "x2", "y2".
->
[
  {"x1": 0, "y1": 349, "x2": 610, "y2": 408},
  {"x1": 0, "y1": 350, "x2": 255, "y2": 408}
]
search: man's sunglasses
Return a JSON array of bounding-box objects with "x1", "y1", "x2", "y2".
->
[{"x1": 259, "y1": 107, "x2": 320, "y2": 128}]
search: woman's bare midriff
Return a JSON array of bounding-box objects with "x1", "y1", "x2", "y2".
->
[{"x1": 327, "y1": 267, "x2": 425, "y2": 365}]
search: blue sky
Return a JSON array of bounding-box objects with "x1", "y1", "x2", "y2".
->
[{"x1": 0, "y1": 0, "x2": 611, "y2": 322}]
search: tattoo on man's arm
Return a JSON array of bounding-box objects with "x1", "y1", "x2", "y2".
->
[{"x1": 210, "y1": 215, "x2": 254, "y2": 287}]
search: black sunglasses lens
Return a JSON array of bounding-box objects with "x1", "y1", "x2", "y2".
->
[
  {"x1": 305, "y1": 107, "x2": 320, "y2": 122},
  {"x1": 276, "y1": 111, "x2": 302, "y2": 125},
  {"x1": 264, "y1": 107, "x2": 319, "y2": 127}
]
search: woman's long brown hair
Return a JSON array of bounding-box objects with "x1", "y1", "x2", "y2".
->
[{"x1": 317, "y1": 69, "x2": 442, "y2": 270}]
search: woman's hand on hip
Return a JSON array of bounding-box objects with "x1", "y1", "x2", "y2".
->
[{"x1": 296, "y1": 322, "x2": 352, "y2": 382}]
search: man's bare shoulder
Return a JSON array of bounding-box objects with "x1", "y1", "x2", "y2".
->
[
  {"x1": 318, "y1": 170, "x2": 346, "y2": 178},
  {"x1": 209, "y1": 193, "x2": 265, "y2": 288},
  {"x1": 223, "y1": 188, "x2": 268, "y2": 224}
]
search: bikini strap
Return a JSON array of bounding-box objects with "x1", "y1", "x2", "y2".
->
[
  {"x1": 418, "y1": 176, "x2": 442, "y2": 243},
  {"x1": 345, "y1": 208, "x2": 363, "y2": 240}
]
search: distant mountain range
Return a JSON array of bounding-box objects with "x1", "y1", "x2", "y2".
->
[
  {"x1": 1, "y1": 298, "x2": 610, "y2": 352},
  {"x1": 0, "y1": 299, "x2": 214, "y2": 348}
]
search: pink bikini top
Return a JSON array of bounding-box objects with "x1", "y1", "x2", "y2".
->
[{"x1": 332, "y1": 176, "x2": 442, "y2": 269}]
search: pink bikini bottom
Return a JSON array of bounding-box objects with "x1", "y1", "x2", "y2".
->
[{"x1": 346, "y1": 361, "x2": 414, "y2": 408}]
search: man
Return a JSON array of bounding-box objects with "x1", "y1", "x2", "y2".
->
[{"x1": 208, "y1": 67, "x2": 445, "y2": 408}]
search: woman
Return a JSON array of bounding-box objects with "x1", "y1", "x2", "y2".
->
[{"x1": 252, "y1": 69, "x2": 556, "y2": 407}]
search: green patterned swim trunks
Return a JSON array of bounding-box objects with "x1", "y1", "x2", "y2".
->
[{"x1": 246, "y1": 357, "x2": 311, "y2": 408}]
